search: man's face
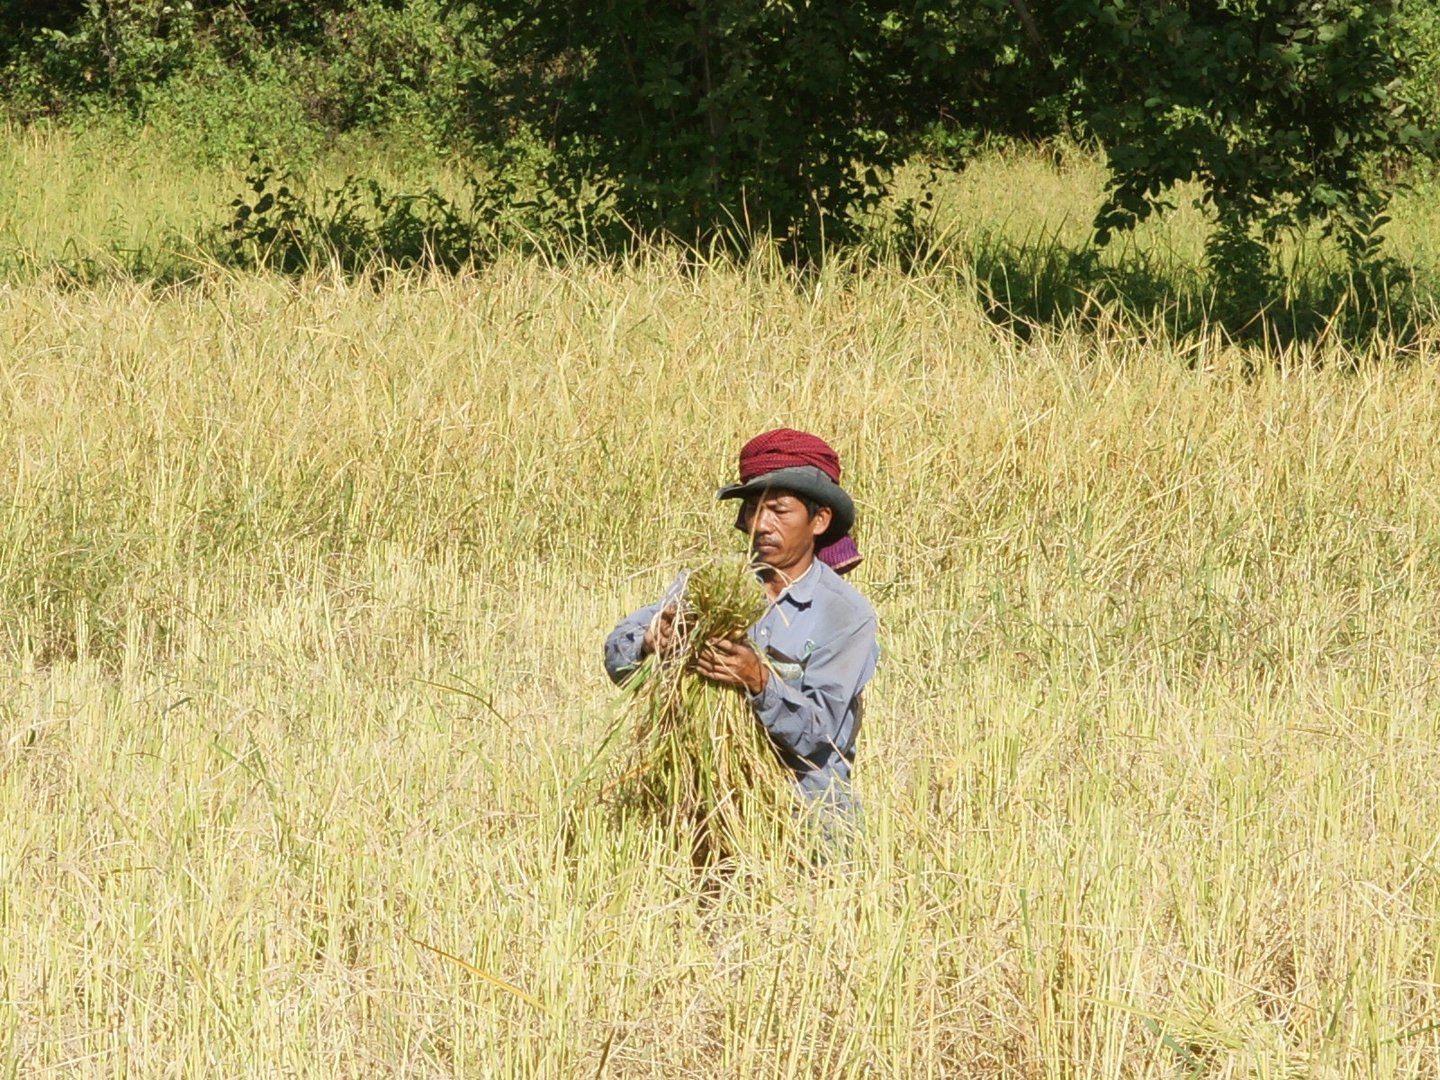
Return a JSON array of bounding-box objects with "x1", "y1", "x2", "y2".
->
[{"x1": 736, "y1": 489, "x2": 832, "y2": 573}]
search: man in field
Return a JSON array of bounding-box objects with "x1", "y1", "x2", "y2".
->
[{"x1": 603, "y1": 429, "x2": 879, "y2": 826}]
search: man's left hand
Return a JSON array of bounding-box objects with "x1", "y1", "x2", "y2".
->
[{"x1": 695, "y1": 638, "x2": 769, "y2": 696}]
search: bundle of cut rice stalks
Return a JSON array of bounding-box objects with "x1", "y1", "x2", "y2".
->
[{"x1": 594, "y1": 556, "x2": 798, "y2": 865}]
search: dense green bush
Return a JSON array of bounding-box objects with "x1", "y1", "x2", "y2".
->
[
  {"x1": 1399, "y1": 0, "x2": 1440, "y2": 135},
  {"x1": 0, "y1": 0, "x2": 490, "y2": 162},
  {"x1": 142, "y1": 55, "x2": 326, "y2": 165},
  {"x1": 0, "y1": 0, "x2": 1433, "y2": 287},
  {"x1": 2, "y1": 0, "x2": 203, "y2": 117},
  {"x1": 293, "y1": 1, "x2": 467, "y2": 134},
  {"x1": 478, "y1": 1, "x2": 1425, "y2": 268}
]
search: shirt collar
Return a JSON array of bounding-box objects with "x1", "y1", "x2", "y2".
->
[{"x1": 772, "y1": 558, "x2": 822, "y2": 609}]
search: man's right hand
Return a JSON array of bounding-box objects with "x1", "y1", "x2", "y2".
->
[{"x1": 642, "y1": 604, "x2": 680, "y2": 657}]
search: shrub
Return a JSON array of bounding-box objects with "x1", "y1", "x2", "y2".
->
[{"x1": 213, "y1": 154, "x2": 519, "y2": 274}]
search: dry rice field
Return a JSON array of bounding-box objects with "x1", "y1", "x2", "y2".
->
[{"x1": 3, "y1": 131, "x2": 1440, "y2": 1077}]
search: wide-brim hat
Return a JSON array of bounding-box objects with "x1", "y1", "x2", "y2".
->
[{"x1": 716, "y1": 464, "x2": 855, "y2": 541}]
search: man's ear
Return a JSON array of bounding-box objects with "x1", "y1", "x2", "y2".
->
[{"x1": 810, "y1": 505, "x2": 833, "y2": 538}]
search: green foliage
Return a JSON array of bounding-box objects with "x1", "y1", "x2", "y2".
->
[
  {"x1": 881, "y1": 0, "x2": 1053, "y2": 146},
  {"x1": 1, "y1": 0, "x2": 1432, "y2": 286},
  {"x1": 283, "y1": 0, "x2": 491, "y2": 145},
  {"x1": 215, "y1": 154, "x2": 519, "y2": 273},
  {"x1": 485, "y1": 0, "x2": 925, "y2": 255},
  {"x1": 0, "y1": 0, "x2": 87, "y2": 68},
  {"x1": 1397, "y1": 0, "x2": 1440, "y2": 138},
  {"x1": 480, "y1": 0, "x2": 1425, "y2": 268},
  {"x1": 0, "y1": 0, "x2": 491, "y2": 163},
  {"x1": 139, "y1": 56, "x2": 326, "y2": 166},
  {"x1": 1036, "y1": 0, "x2": 1425, "y2": 266},
  {"x1": 3, "y1": 0, "x2": 203, "y2": 116}
]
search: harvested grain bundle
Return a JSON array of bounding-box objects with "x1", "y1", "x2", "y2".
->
[{"x1": 599, "y1": 556, "x2": 796, "y2": 865}]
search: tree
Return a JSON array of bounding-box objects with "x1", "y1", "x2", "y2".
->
[
  {"x1": 483, "y1": 0, "x2": 1424, "y2": 265},
  {"x1": 1040, "y1": 0, "x2": 1421, "y2": 267},
  {"x1": 486, "y1": 0, "x2": 922, "y2": 252}
]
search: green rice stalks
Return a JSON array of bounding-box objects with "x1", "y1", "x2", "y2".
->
[{"x1": 603, "y1": 556, "x2": 797, "y2": 865}]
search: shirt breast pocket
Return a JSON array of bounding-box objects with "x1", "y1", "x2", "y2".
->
[{"x1": 764, "y1": 640, "x2": 816, "y2": 684}]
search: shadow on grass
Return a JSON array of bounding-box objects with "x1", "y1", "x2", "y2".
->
[
  {"x1": 0, "y1": 246, "x2": 211, "y2": 290},
  {"x1": 958, "y1": 229, "x2": 1433, "y2": 356}
]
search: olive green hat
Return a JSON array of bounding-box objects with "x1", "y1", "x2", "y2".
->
[{"x1": 716, "y1": 464, "x2": 855, "y2": 540}]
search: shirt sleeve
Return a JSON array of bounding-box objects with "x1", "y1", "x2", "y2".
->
[
  {"x1": 601, "y1": 573, "x2": 689, "y2": 686},
  {"x1": 602, "y1": 600, "x2": 662, "y2": 685},
  {"x1": 747, "y1": 615, "x2": 878, "y2": 763}
]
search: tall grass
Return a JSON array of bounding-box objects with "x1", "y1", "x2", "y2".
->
[
  {"x1": 3, "y1": 133, "x2": 1440, "y2": 1077},
  {"x1": 0, "y1": 124, "x2": 479, "y2": 278}
]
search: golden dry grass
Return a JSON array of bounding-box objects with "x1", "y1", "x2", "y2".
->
[{"x1": 3, "y1": 134, "x2": 1440, "y2": 1077}]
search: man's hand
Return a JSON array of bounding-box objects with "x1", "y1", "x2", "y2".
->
[
  {"x1": 695, "y1": 637, "x2": 769, "y2": 696},
  {"x1": 642, "y1": 604, "x2": 680, "y2": 658}
]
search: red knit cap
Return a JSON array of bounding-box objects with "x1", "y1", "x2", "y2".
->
[{"x1": 738, "y1": 429, "x2": 842, "y2": 484}]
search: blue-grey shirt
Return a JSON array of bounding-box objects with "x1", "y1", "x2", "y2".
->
[{"x1": 603, "y1": 560, "x2": 879, "y2": 806}]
